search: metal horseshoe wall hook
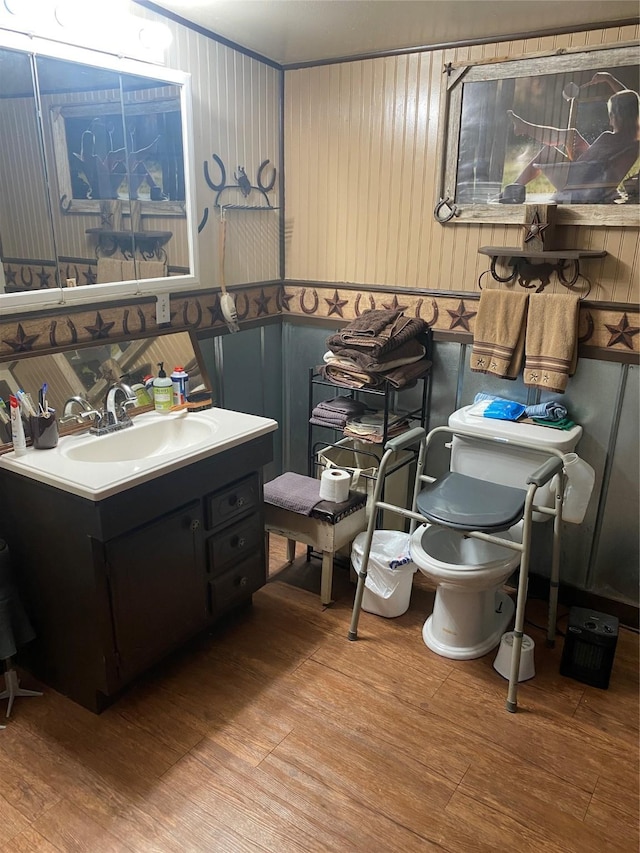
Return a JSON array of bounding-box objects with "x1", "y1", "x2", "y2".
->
[{"x1": 434, "y1": 197, "x2": 460, "y2": 223}]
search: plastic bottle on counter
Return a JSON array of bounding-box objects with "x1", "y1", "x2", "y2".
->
[
  {"x1": 170, "y1": 366, "x2": 189, "y2": 407},
  {"x1": 153, "y1": 362, "x2": 173, "y2": 413}
]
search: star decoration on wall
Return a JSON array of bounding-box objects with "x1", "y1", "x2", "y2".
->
[
  {"x1": 254, "y1": 288, "x2": 271, "y2": 316},
  {"x1": 2, "y1": 323, "x2": 40, "y2": 352},
  {"x1": 37, "y1": 267, "x2": 51, "y2": 288},
  {"x1": 447, "y1": 300, "x2": 477, "y2": 331},
  {"x1": 325, "y1": 289, "x2": 348, "y2": 317},
  {"x1": 382, "y1": 294, "x2": 409, "y2": 312},
  {"x1": 83, "y1": 266, "x2": 97, "y2": 285},
  {"x1": 523, "y1": 210, "x2": 549, "y2": 243},
  {"x1": 605, "y1": 313, "x2": 639, "y2": 349},
  {"x1": 4, "y1": 266, "x2": 16, "y2": 286},
  {"x1": 208, "y1": 295, "x2": 225, "y2": 324},
  {"x1": 278, "y1": 286, "x2": 293, "y2": 311},
  {"x1": 85, "y1": 312, "x2": 115, "y2": 340}
]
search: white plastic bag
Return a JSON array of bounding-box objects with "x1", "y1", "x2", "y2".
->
[{"x1": 351, "y1": 531, "x2": 417, "y2": 617}]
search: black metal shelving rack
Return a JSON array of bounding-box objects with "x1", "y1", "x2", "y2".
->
[{"x1": 307, "y1": 365, "x2": 432, "y2": 510}]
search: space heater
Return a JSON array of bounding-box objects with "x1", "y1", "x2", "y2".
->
[{"x1": 560, "y1": 606, "x2": 619, "y2": 689}]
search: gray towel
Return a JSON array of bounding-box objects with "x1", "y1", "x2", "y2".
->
[
  {"x1": 264, "y1": 472, "x2": 321, "y2": 516},
  {"x1": 315, "y1": 397, "x2": 366, "y2": 417}
]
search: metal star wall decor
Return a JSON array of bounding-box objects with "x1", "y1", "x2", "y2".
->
[
  {"x1": 85, "y1": 312, "x2": 115, "y2": 340},
  {"x1": 4, "y1": 266, "x2": 16, "y2": 286},
  {"x1": 276, "y1": 286, "x2": 293, "y2": 312},
  {"x1": 2, "y1": 323, "x2": 40, "y2": 352},
  {"x1": 208, "y1": 295, "x2": 225, "y2": 324},
  {"x1": 36, "y1": 267, "x2": 51, "y2": 288},
  {"x1": 447, "y1": 300, "x2": 477, "y2": 331},
  {"x1": 382, "y1": 294, "x2": 409, "y2": 312},
  {"x1": 523, "y1": 210, "x2": 549, "y2": 244},
  {"x1": 605, "y1": 313, "x2": 639, "y2": 349},
  {"x1": 325, "y1": 289, "x2": 348, "y2": 317},
  {"x1": 254, "y1": 288, "x2": 271, "y2": 316},
  {"x1": 83, "y1": 266, "x2": 97, "y2": 285}
]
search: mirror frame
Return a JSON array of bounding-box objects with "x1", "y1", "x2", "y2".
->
[
  {"x1": 438, "y1": 42, "x2": 639, "y2": 226},
  {"x1": 0, "y1": 29, "x2": 199, "y2": 316}
]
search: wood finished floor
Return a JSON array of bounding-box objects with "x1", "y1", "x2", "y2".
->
[{"x1": 0, "y1": 536, "x2": 638, "y2": 852}]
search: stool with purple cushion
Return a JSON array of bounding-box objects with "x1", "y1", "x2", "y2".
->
[{"x1": 263, "y1": 473, "x2": 367, "y2": 606}]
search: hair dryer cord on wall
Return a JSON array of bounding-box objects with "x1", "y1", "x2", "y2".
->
[{"x1": 218, "y1": 209, "x2": 240, "y2": 333}]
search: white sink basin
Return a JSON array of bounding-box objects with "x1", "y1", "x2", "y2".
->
[
  {"x1": 62, "y1": 415, "x2": 215, "y2": 464},
  {"x1": 0, "y1": 408, "x2": 277, "y2": 500}
]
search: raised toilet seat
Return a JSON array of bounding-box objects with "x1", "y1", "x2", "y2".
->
[{"x1": 410, "y1": 524, "x2": 521, "y2": 660}]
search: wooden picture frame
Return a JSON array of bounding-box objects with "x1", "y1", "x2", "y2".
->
[{"x1": 438, "y1": 43, "x2": 639, "y2": 226}]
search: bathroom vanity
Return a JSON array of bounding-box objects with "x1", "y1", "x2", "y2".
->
[{"x1": 0, "y1": 409, "x2": 276, "y2": 712}]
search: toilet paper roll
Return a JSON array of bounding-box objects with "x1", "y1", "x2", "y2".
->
[{"x1": 319, "y1": 468, "x2": 351, "y2": 503}]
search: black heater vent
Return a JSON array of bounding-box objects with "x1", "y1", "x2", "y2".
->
[{"x1": 560, "y1": 606, "x2": 619, "y2": 689}]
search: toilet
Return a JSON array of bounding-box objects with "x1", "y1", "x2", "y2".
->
[{"x1": 410, "y1": 405, "x2": 583, "y2": 660}]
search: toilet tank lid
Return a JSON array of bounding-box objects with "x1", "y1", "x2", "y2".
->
[{"x1": 449, "y1": 405, "x2": 582, "y2": 451}]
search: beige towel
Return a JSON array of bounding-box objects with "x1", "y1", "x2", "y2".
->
[
  {"x1": 470, "y1": 290, "x2": 529, "y2": 378},
  {"x1": 137, "y1": 260, "x2": 168, "y2": 280},
  {"x1": 96, "y1": 258, "x2": 122, "y2": 283},
  {"x1": 121, "y1": 260, "x2": 136, "y2": 281},
  {"x1": 523, "y1": 293, "x2": 580, "y2": 393}
]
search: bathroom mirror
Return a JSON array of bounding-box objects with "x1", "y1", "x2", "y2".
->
[
  {"x1": 0, "y1": 46, "x2": 61, "y2": 292},
  {"x1": 0, "y1": 330, "x2": 210, "y2": 448},
  {"x1": 0, "y1": 31, "x2": 198, "y2": 312}
]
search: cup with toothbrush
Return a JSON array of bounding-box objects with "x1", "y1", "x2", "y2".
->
[{"x1": 28, "y1": 384, "x2": 58, "y2": 450}]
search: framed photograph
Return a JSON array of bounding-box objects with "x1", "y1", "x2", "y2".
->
[{"x1": 439, "y1": 44, "x2": 639, "y2": 226}]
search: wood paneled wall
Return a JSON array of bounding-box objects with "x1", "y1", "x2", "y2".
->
[
  {"x1": 139, "y1": 6, "x2": 282, "y2": 288},
  {"x1": 284, "y1": 25, "x2": 640, "y2": 303}
]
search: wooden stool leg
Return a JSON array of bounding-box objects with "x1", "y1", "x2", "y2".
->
[
  {"x1": 286, "y1": 539, "x2": 296, "y2": 564},
  {"x1": 320, "y1": 551, "x2": 333, "y2": 606}
]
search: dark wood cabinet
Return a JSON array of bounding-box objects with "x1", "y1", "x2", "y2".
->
[{"x1": 0, "y1": 433, "x2": 273, "y2": 712}]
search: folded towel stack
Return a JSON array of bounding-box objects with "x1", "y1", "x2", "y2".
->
[
  {"x1": 319, "y1": 309, "x2": 432, "y2": 390},
  {"x1": 310, "y1": 396, "x2": 366, "y2": 429},
  {"x1": 344, "y1": 411, "x2": 410, "y2": 444}
]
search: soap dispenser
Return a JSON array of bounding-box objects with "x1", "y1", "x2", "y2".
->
[{"x1": 153, "y1": 362, "x2": 173, "y2": 413}]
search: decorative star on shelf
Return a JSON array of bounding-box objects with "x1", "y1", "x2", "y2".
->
[
  {"x1": 325, "y1": 289, "x2": 348, "y2": 318},
  {"x1": 83, "y1": 266, "x2": 97, "y2": 285},
  {"x1": 85, "y1": 312, "x2": 115, "y2": 340},
  {"x1": 605, "y1": 313, "x2": 640, "y2": 349},
  {"x1": 36, "y1": 267, "x2": 51, "y2": 288},
  {"x1": 208, "y1": 295, "x2": 225, "y2": 324},
  {"x1": 382, "y1": 294, "x2": 409, "y2": 313},
  {"x1": 2, "y1": 322, "x2": 40, "y2": 353},
  {"x1": 278, "y1": 286, "x2": 293, "y2": 312},
  {"x1": 447, "y1": 300, "x2": 477, "y2": 331},
  {"x1": 4, "y1": 266, "x2": 16, "y2": 286},
  {"x1": 254, "y1": 288, "x2": 271, "y2": 316},
  {"x1": 523, "y1": 210, "x2": 549, "y2": 244}
]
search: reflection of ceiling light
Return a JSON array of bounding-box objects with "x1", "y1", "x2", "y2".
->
[{"x1": 5, "y1": 0, "x2": 48, "y2": 14}]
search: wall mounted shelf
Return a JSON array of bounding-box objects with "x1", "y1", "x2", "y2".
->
[
  {"x1": 86, "y1": 229, "x2": 172, "y2": 260},
  {"x1": 478, "y1": 246, "x2": 607, "y2": 292}
]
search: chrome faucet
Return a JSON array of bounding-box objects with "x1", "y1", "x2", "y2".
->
[
  {"x1": 105, "y1": 380, "x2": 137, "y2": 428},
  {"x1": 60, "y1": 396, "x2": 102, "y2": 426}
]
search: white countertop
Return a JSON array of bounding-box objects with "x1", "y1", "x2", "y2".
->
[{"x1": 0, "y1": 408, "x2": 278, "y2": 501}]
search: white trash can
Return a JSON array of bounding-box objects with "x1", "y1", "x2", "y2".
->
[{"x1": 351, "y1": 530, "x2": 417, "y2": 618}]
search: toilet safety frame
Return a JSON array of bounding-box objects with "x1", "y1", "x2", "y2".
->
[{"x1": 347, "y1": 425, "x2": 566, "y2": 713}]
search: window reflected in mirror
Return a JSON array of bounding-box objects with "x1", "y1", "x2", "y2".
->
[{"x1": 0, "y1": 41, "x2": 194, "y2": 297}]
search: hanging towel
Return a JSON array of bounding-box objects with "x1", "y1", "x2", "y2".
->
[
  {"x1": 523, "y1": 293, "x2": 580, "y2": 393},
  {"x1": 96, "y1": 258, "x2": 123, "y2": 283},
  {"x1": 121, "y1": 260, "x2": 137, "y2": 281},
  {"x1": 138, "y1": 260, "x2": 167, "y2": 280},
  {"x1": 470, "y1": 290, "x2": 529, "y2": 379}
]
